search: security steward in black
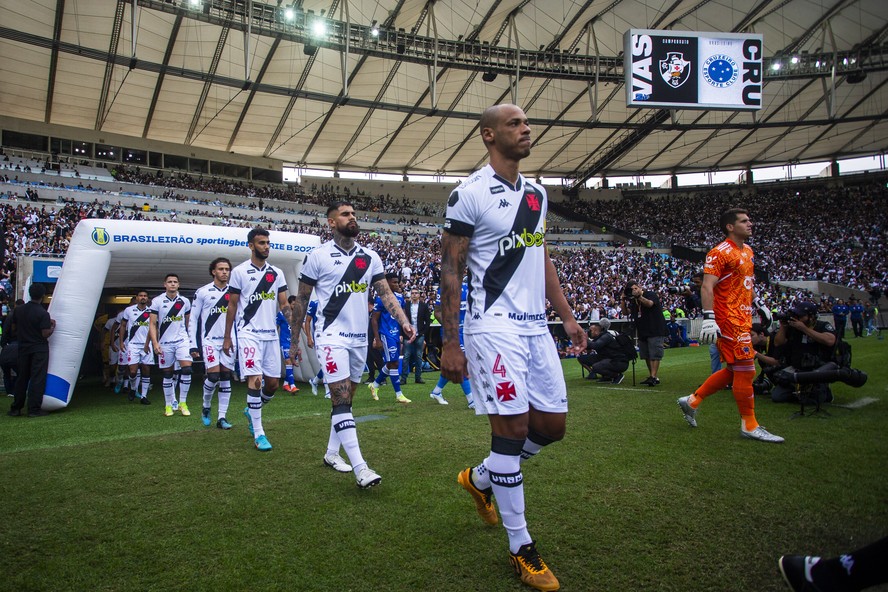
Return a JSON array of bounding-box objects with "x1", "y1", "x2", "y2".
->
[{"x1": 7, "y1": 283, "x2": 55, "y2": 417}]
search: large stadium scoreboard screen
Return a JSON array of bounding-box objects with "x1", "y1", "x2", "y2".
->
[{"x1": 624, "y1": 29, "x2": 764, "y2": 111}]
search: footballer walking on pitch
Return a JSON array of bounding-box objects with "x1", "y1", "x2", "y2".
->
[
  {"x1": 223, "y1": 228, "x2": 291, "y2": 451},
  {"x1": 118, "y1": 290, "x2": 152, "y2": 405},
  {"x1": 148, "y1": 274, "x2": 193, "y2": 417},
  {"x1": 189, "y1": 257, "x2": 235, "y2": 430},
  {"x1": 441, "y1": 104, "x2": 586, "y2": 592},
  {"x1": 290, "y1": 201, "x2": 416, "y2": 489},
  {"x1": 677, "y1": 208, "x2": 784, "y2": 443}
]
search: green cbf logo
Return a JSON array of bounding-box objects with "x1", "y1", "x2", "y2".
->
[{"x1": 91, "y1": 227, "x2": 111, "y2": 246}]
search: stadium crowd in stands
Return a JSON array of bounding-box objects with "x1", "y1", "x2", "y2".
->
[
  {"x1": 559, "y1": 184, "x2": 888, "y2": 293},
  {"x1": 1, "y1": 161, "x2": 884, "y2": 328}
]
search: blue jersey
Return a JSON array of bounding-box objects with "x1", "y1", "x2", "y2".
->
[
  {"x1": 307, "y1": 300, "x2": 319, "y2": 323},
  {"x1": 832, "y1": 304, "x2": 849, "y2": 320},
  {"x1": 849, "y1": 304, "x2": 864, "y2": 320},
  {"x1": 436, "y1": 283, "x2": 469, "y2": 345},
  {"x1": 374, "y1": 292, "x2": 406, "y2": 337},
  {"x1": 276, "y1": 311, "x2": 291, "y2": 348}
]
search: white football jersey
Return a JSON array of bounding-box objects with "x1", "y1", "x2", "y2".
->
[
  {"x1": 122, "y1": 304, "x2": 151, "y2": 348},
  {"x1": 229, "y1": 260, "x2": 287, "y2": 341},
  {"x1": 149, "y1": 293, "x2": 191, "y2": 344},
  {"x1": 188, "y1": 282, "x2": 231, "y2": 347},
  {"x1": 298, "y1": 240, "x2": 385, "y2": 347},
  {"x1": 444, "y1": 164, "x2": 549, "y2": 336}
]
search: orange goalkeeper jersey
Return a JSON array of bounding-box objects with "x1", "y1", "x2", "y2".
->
[{"x1": 704, "y1": 239, "x2": 755, "y2": 335}]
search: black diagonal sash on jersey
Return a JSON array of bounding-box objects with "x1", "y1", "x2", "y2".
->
[
  {"x1": 241, "y1": 268, "x2": 277, "y2": 327},
  {"x1": 128, "y1": 309, "x2": 150, "y2": 341},
  {"x1": 482, "y1": 186, "x2": 544, "y2": 311},
  {"x1": 203, "y1": 291, "x2": 230, "y2": 337},
  {"x1": 158, "y1": 299, "x2": 185, "y2": 340},
  {"x1": 322, "y1": 252, "x2": 371, "y2": 330}
]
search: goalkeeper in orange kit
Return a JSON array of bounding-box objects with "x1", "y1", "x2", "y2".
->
[{"x1": 677, "y1": 208, "x2": 784, "y2": 443}]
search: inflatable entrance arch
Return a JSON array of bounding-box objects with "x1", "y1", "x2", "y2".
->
[{"x1": 45, "y1": 219, "x2": 321, "y2": 411}]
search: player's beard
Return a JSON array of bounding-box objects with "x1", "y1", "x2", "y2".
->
[
  {"x1": 340, "y1": 221, "x2": 360, "y2": 238},
  {"x1": 254, "y1": 248, "x2": 269, "y2": 260}
]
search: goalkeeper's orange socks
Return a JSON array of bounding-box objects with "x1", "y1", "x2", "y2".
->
[
  {"x1": 689, "y1": 368, "x2": 732, "y2": 408},
  {"x1": 730, "y1": 369, "x2": 758, "y2": 431}
]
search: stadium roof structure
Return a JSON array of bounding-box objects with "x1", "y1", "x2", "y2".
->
[{"x1": 1, "y1": 0, "x2": 886, "y2": 189}]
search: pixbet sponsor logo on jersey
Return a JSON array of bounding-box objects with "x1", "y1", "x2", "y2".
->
[
  {"x1": 210, "y1": 306, "x2": 228, "y2": 315},
  {"x1": 333, "y1": 281, "x2": 368, "y2": 298},
  {"x1": 247, "y1": 291, "x2": 275, "y2": 304},
  {"x1": 497, "y1": 228, "x2": 545, "y2": 256}
]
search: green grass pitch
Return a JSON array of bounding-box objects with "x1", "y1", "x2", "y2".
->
[{"x1": 1, "y1": 338, "x2": 886, "y2": 591}]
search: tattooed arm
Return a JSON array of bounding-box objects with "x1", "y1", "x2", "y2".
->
[
  {"x1": 372, "y1": 279, "x2": 416, "y2": 344},
  {"x1": 439, "y1": 231, "x2": 469, "y2": 383},
  {"x1": 288, "y1": 281, "x2": 313, "y2": 366}
]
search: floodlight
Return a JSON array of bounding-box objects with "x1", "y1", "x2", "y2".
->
[
  {"x1": 312, "y1": 19, "x2": 327, "y2": 37},
  {"x1": 771, "y1": 61, "x2": 781, "y2": 71},
  {"x1": 790, "y1": 56, "x2": 799, "y2": 64},
  {"x1": 284, "y1": 7, "x2": 295, "y2": 21}
]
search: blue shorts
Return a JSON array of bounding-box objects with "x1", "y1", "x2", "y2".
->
[{"x1": 379, "y1": 332, "x2": 401, "y2": 363}]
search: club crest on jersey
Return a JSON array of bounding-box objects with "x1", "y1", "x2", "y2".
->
[
  {"x1": 525, "y1": 191, "x2": 541, "y2": 212},
  {"x1": 496, "y1": 381, "x2": 517, "y2": 402},
  {"x1": 245, "y1": 359, "x2": 255, "y2": 369},
  {"x1": 265, "y1": 273, "x2": 275, "y2": 283},
  {"x1": 355, "y1": 256, "x2": 368, "y2": 270},
  {"x1": 326, "y1": 360, "x2": 339, "y2": 374}
]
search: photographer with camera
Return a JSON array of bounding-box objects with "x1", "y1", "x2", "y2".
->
[
  {"x1": 678, "y1": 271, "x2": 704, "y2": 317},
  {"x1": 769, "y1": 301, "x2": 867, "y2": 404},
  {"x1": 621, "y1": 280, "x2": 667, "y2": 386},
  {"x1": 577, "y1": 319, "x2": 629, "y2": 384}
]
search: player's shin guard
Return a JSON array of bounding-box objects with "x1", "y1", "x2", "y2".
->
[
  {"x1": 217, "y1": 372, "x2": 232, "y2": 419},
  {"x1": 247, "y1": 390, "x2": 264, "y2": 437},
  {"x1": 374, "y1": 366, "x2": 389, "y2": 387},
  {"x1": 203, "y1": 372, "x2": 220, "y2": 408},
  {"x1": 331, "y1": 404, "x2": 366, "y2": 472},
  {"x1": 140, "y1": 377, "x2": 151, "y2": 399},
  {"x1": 285, "y1": 363, "x2": 295, "y2": 385},
  {"x1": 389, "y1": 367, "x2": 402, "y2": 394},
  {"x1": 460, "y1": 377, "x2": 472, "y2": 395},
  {"x1": 488, "y1": 436, "x2": 531, "y2": 553},
  {"x1": 690, "y1": 367, "x2": 733, "y2": 407},
  {"x1": 162, "y1": 370, "x2": 175, "y2": 406},
  {"x1": 178, "y1": 366, "x2": 192, "y2": 403},
  {"x1": 520, "y1": 429, "x2": 556, "y2": 464},
  {"x1": 730, "y1": 363, "x2": 758, "y2": 431}
]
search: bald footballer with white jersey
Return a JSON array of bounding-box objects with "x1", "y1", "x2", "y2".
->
[{"x1": 441, "y1": 104, "x2": 586, "y2": 592}]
